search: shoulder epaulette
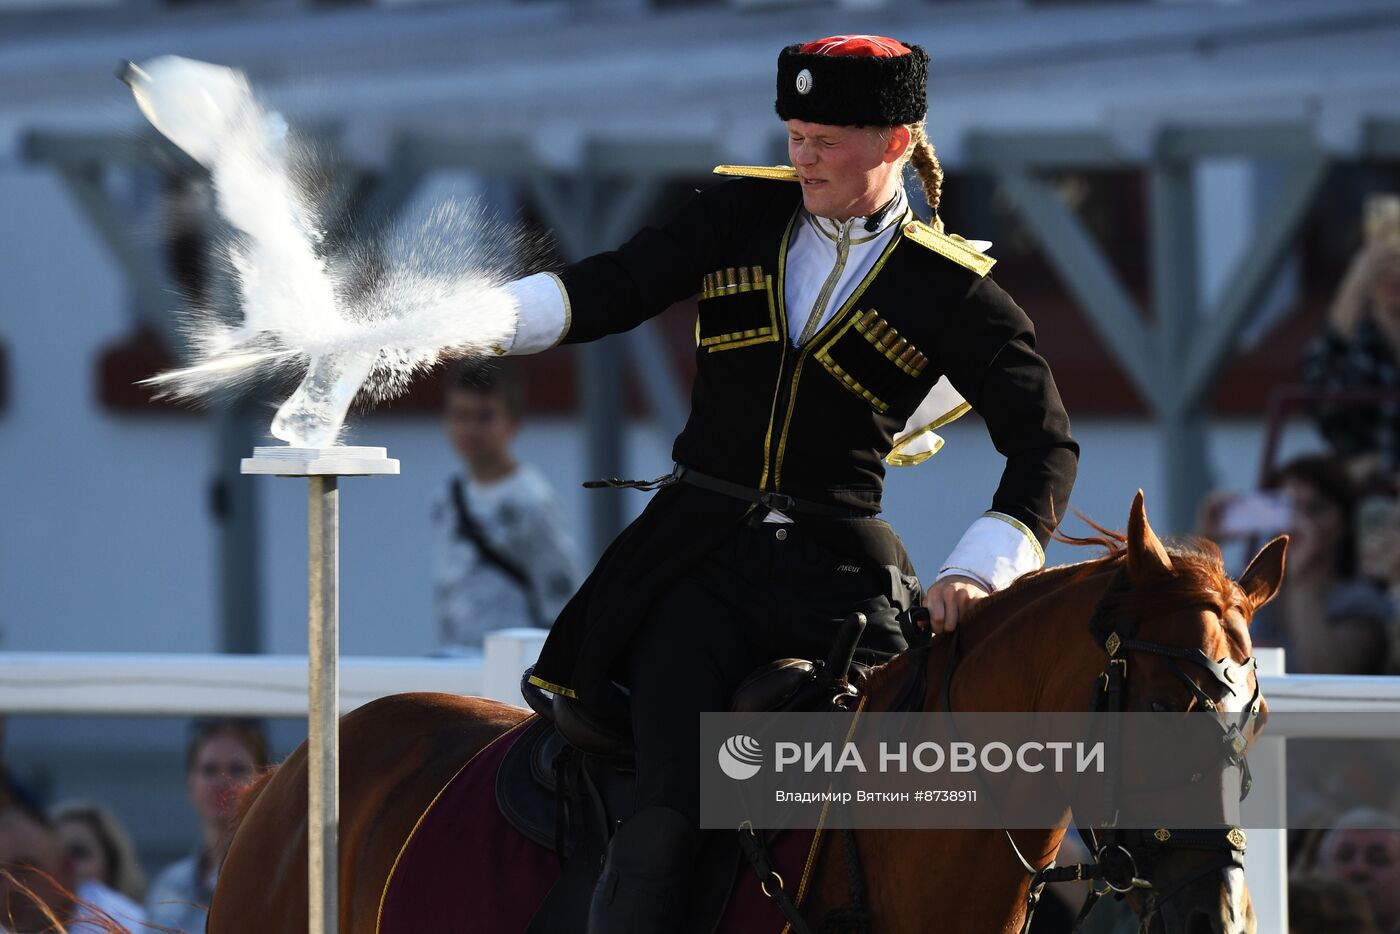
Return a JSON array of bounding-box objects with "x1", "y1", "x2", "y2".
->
[
  {"x1": 901, "y1": 221, "x2": 996, "y2": 277},
  {"x1": 712, "y1": 164, "x2": 800, "y2": 182}
]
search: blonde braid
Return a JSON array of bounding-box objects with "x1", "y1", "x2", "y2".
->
[{"x1": 906, "y1": 121, "x2": 945, "y2": 232}]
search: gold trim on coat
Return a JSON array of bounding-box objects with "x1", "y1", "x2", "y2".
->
[
  {"x1": 884, "y1": 401, "x2": 973, "y2": 466},
  {"x1": 985, "y1": 510, "x2": 1046, "y2": 565},
  {"x1": 544, "y1": 272, "x2": 572, "y2": 347},
  {"x1": 771, "y1": 211, "x2": 910, "y2": 489},
  {"x1": 813, "y1": 309, "x2": 891, "y2": 412},
  {"x1": 712, "y1": 164, "x2": 800, "y2": 182},
  {"x1": 700, "y1": 273, "x2": 780, "y2": 352},
  {"x1": 526, "y1": 673, "x2": 578, "y2": 699},
  {"x1": 853, "y1": 311, "x2": 928, "y2": 378},
  {"x1": 902, "y1": 221, "x2": 997, "y2": 277},
  {"x1": 757, "y1": 208, "x2": 800, "y2": 490}
]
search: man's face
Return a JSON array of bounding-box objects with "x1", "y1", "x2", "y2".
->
[
  {"x1": 1319, "y1": 828, "x2": 1400, "y2": 926},
  {"x1": 444, "y1": 389, "x2": 518, "y2": 468},
  {"x1": 787, "y1": 119, "x2": 904, "y2": 222},
  {"x1": 187, "y1": 732, "x2": 258, "y2": 830}
]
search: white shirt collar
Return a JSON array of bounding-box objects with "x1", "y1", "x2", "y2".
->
[{"x1": 805, "y1": 186, "x2": 909, "y2": 245}]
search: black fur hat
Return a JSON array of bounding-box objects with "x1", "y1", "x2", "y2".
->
[{"x1": 775, "y1": 36, "x2": 928, "y2": 128}]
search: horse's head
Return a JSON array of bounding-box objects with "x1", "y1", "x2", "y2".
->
[{"x1": 1083, "y1": 490, "x2": 1286, "y2": 934}]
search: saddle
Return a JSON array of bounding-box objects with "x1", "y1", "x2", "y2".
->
[{"x1": 496, "y1": 613, "x2": 871, "y2": 934}]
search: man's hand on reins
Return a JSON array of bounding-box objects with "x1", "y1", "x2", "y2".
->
[{"x1": 923, "y1": 576, "x2": 989, "y2": 634}]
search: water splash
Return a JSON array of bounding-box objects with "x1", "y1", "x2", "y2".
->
[{"x1": 122, "y1": 56, "x2": 519, "y2": 446}]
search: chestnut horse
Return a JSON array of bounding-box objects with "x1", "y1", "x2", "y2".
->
[{"x1": 211, "y1": 493, "x2": 1285, "y2": 934}]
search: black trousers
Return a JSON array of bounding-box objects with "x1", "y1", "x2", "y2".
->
[{"x1": 625, "y1": 515, "x2": 913, "y2": 826}]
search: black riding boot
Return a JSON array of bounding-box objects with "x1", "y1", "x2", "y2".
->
[{"x1": 586, "y1": 806, "x2": 699, "y2": 934}]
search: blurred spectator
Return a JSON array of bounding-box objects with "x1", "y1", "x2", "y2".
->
[
  {"x1": 1200, "y1": 461, "x2": 1400, "y2": 830},
  {"x1": 1201, "y1": 454, "x2": 1392, "y2": 674},
  {"x1": 1301, "y1": 193, "x2": 1400, "y2": 480},
  {"x1": 0, "y1": 789, "x2": 147, "y2": 932},
  {"x1": 432, "y1": 360, "x2": 580, "y2": 649},
  {"x1": 1289, "y1": 875, "x2": 1378, "y2": 934},
  {"x1": 1355, "y1": 483, "x2": 1400, "y2": 673},
  {"x1": 52, "y1": 801, "x2": 147, "y2": 905},
  {"x1": 1201, "y1": 462, "x2": 1398, "y2": 832},
  {"x1": 146, "y1": 718, "x2": 268, "y2": 933},
  {"x1": 1311, "y1": 808, "x2": 1400, "y2": 934}
]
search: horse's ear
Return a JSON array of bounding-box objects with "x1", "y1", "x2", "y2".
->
[
  {"x1": 1127, "y1": 489, "x2": 1172, "y2": 581},
  {"x1": 1239, "y1": 535, "x2": 1288, "y2": 614}
]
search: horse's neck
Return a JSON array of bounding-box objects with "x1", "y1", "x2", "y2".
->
[
  {"x1": 941, "y1": 560, "x2": 1123, "y2": 713},
  {"x1": 845, "y1": 563, "x2": 1125, "y2": 932}
]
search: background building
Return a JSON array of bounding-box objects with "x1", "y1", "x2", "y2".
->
[{"x1": 1, "y1": 0, "x2": 1398, "y2": 877}]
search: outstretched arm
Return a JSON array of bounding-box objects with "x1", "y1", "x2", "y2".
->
[{"x1": 498, "y1": 183, "x2": 734, "y2": 354}]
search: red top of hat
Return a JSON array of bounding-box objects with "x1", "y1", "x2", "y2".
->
[{"x1": 797, "y1": 36, "x2": 913, "y2": 58}]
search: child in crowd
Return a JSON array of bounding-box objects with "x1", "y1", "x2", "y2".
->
[{"x1": 433, "y1": 361, "x2": 579, "y2": 649}]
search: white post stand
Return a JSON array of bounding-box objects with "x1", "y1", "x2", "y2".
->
[
  {"x1": 1243, "y1": 647, "x2": 1287, "y2": 934},
  {"x1": 241, "y1": 446, "x2": 399, "y2": 934},
  {"x1": 482, "y1": 628, "x2": 550, "y2": 704}
]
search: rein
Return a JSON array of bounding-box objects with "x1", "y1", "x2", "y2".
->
[
  {"x1": 1011, "y1": 566, "x2": 1260, "y2": 933},
  {"x1": 737, "y1": 611, "x2": 947, "y2": 934},
  {"x1": 741, "y1": 561, "x2": 1262, "y2": 934}
]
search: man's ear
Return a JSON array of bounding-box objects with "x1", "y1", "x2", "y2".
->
[{"x1": 883, "y1": 125, "x2": 911, "y2": 164}]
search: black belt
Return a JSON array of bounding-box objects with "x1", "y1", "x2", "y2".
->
[{"x1": 583, "y1": 464, "x2": 872, "y2": 519}]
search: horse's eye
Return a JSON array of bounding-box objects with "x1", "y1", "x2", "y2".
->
[{"x1": 1150, "y1": 700, "x2": 1172, "y2": 713}]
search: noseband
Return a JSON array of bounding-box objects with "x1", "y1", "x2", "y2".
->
[{"x1": 1014, "y1": 566, "x2": 1261, "y2": 933}]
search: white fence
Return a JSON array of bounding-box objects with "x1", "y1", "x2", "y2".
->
[
  {"x1": 4, "y1": 640, "x2": 1400, "y2": 932},
  {"x1": 0, "y1": 628, "x2": 548, "y2": 717}
]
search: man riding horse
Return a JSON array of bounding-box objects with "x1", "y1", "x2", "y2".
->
[{"x1": 497, "y1": 35, "x2": 1078, "y2": 933}]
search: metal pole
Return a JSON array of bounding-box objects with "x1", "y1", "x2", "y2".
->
[
  {"x1": 307, "y1": 475, "x2": 339, "y2": 934},
  {"x1": 243, "y1": 446, "x2": 395, "y2": 932},
  {"x1": 1150, "y1": 160, "x2": 1212, "y2": 536}
]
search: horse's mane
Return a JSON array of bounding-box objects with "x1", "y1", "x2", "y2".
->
[
  {"x1": 858, "y1": 511, "x2": 1243, "y2": 699},
  {"x1": 0, "y1": 868, "x2": 135, "y2": 934},
  {"x1": 1064, "y1": 513, "x2": 1248, "y2": 622},
  {"x1": 985, "y1": 510, "x2": 1245, "y2": 624}
]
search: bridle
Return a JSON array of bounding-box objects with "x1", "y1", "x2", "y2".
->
[
  {"x1": 741, "y1": 564, "x2": 1263, "y2": 934},
  {"x1": 1012, "y1": 565, "x2": 1262, "y2": 933}
]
